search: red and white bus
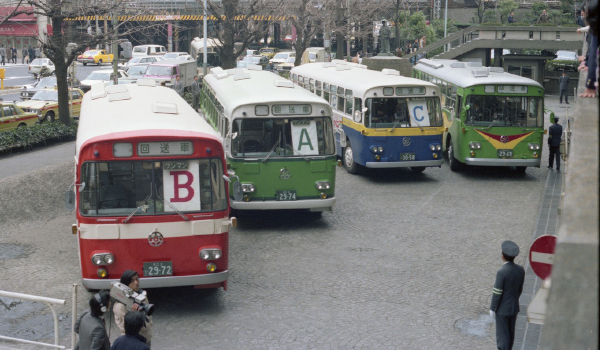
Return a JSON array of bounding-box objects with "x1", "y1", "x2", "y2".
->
[{"x1": 72, "y1": 81, "x2": 233, "y2": 291}]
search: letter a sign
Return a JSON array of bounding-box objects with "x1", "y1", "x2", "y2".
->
[
  {"x1": 163, "y1": 160, "x2": 201, "y2": 211},
  {"x1": 291, "y1": 120, "x2": 319, "y2": 155}
]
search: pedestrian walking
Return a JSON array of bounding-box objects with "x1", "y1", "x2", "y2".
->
[
  {"x1": 490, "y1": 240, "x2": 525, "y2": 350},
  {"x1": 0, "y1": 45, "x2": 6, "y2": 66},
  {"x1": 11, "y1": 46, "x2": 17, "y2": 63},
  {"x1": 558, "y1": 71, "x2": 570, "y2": 104},
  {"x1": 547, "y1": 117, "x2": 563, "y2": 170},
  {"x1": 22, "y1": 47, "x2": 27, "y2": 64},
  {"x1": 191, "y1": 75, "x2": 201, "y2": 112},
  {"x1": 419, "y1": 35, "x2": 426, "y2": 49},
  {"x1": 74, "y1": 291, "x2": 111, "y2": 350},
  {"x1": 110, "y1": 312, "x2": 149, "y2": 350},
  {"x1": 34, "y1": 46, "x2": 41, "y2": 59},
  {"x1": 508, "y1": 12, "x2": 516, "y2": 24},
  {"x1": 536, "y1": 9, "x2": 549, "y2": 24},
  {"x1": 172, "y1": 75, "x2": 184, "y2": 97},
  {"x1": 28, "y1": 46, "x2": 34, "y2": 61},
  {"x1": 113, "y1": 270, "x2": 153, "y2": 348}
]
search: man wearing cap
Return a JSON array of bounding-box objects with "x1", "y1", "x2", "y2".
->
[
  {"x1": 490, "y1": 240, "x2": 525, "y2": 350},
  {"x1": 547, "y1": 117, "x2": 562, "y2": 171}
]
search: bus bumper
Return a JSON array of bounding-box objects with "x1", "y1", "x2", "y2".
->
[
  {"x1": 465, "y1": 158, "x2": 541, "y2": 167},
  {"x1": 231, "y1": 197, "x2": 336, "y2": 211},
  {"x1": 82, "y1": 270, "x2": 229, "y2": 289},
  {"x1": 365, "y1": 159, "x2": 444, "y2": 168}
]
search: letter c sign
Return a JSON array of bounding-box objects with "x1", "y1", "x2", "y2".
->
[{"x1": 413, "y1": 106, "x2": 425, "y2": 122}]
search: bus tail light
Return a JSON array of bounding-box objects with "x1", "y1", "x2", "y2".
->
[{"x1": 315, "y1": 181, "x2": 331, "y2": 190}]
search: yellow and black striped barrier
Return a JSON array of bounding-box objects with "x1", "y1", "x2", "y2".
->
[{"x1": 65, "y1": 14, "x2": 292, "y2": 21}]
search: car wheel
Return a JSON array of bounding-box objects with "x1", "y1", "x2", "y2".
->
[
  {"x1": 448, "y1": 142, "x2": 461, "y2": 172},
  {"x1": 97, "y1": 59, "x2": 102, "y2": 66},
  {"x1": 45, "y1": 111, "x2": 55, "y2": 123},
  {"x1": 17, "y1": 123, "x2": 27, "y2": 129},
  {"x1": 343, "y1": 143, "x2": 360, "y2": 174},
  {"x1": 82, "y1": 62, "x2": 87, "y2": 66}
]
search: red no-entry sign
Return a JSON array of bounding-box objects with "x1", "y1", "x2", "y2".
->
[{"x1": 529, "y1": 235, "x2": 557, "y2": 280}]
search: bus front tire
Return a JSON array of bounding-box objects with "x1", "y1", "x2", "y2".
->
[
  {"x1": 448, "y1": 144, "x2": 461, "y2": 172},
  {"x1": 515, "y1": 166, "x2": 527, "y2": 173},
  {"x1": 343, "y1": 145, "x2": 359, "y2": 174},
  {"x1": 410, "y1": 167, "x2": 426, "y2": 173}
]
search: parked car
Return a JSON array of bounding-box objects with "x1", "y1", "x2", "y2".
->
[
  {"x1": 270, "y1": 51, "x2": 295, "y2": 64},
  {"x1": 123, "y1": 64, "x2": 149, "y2": 79},
  {"x1": 17, "y1": 88, "x2": 85, "y2": 122},
  {"x1": 80, "y1": 69, "x2": 129, "y2": 92},
  {"x1": 144, "y1": 60, "x2": 196, "y2": 88},
  {"x1": 552, "y1": 50, "x2": 579, "y2": 72},
  {"x1": 274, "y1": 56, "x2": 296, "y2": 72},
  {"x1": 553, "y1": 50, "x2": 578, "y2": 61},
  {"x1": 237, "y1": 55, "x2": 268, "y2": 69},
  {"x1": 132, "y1": 45, "x2": 167, "y2": 58},
  {"x1": 258, "y1": 47, "x2": 279, "y2": 59},
  {"x1": 77, "y1": 49, "x2": 114, "y2": 66},
  {"x1": 28, "y1": 58, "x2": 55, "y2": 78},
  {"x1": 121, "y1": 55, "x2": 163, "y2": 67},
  {"x1": 21, "y1": 76, "x2": 57, "y2": 100},
  {"x1": 162, "y1": 52, "x2": 189, "y2": 60},
  {"x1": 175, "y1": 55, "x2": 194, "y2": 61},
  {"x1": 0, "y1": 101, "x2": 39, "y2": 131},
  {"x1": 106, "y1": 79, "x2": 138, "y2": 85}
]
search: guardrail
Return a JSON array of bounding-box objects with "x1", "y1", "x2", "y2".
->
[{"x1": 0, "y1": 290, "x2": 66, "y2": 349}]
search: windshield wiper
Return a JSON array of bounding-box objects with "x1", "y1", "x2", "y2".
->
[
  {"x1": 155, "y1": 191, "x2": 189, "y2": 221},
  {"x1": 390, "y1": 120, "x2": 400, "y2": 132},
  {"x1": 262, "y1": 139, "x2": 280, "y2": 162},
  {"x1": 124, "y1": 193, "x2": 152, "y2": 223},
  {"x1": 286, "y1": 143, "x2": 310, "y2": 161},
  {"x1": 413, "y1": 120, "x2": 424, "y2": 132}
]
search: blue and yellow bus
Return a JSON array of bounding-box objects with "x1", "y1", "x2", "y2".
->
[{"x1": 291, "y1": 61, "x2": 444, "y2": 174}]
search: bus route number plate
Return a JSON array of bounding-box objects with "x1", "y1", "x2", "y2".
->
[
  {"x1": 399, "y1": 152, "x2": 416, "y2": 161},
  {"x1": 276, "y1": 190, "x2": 297, "y2": 201},
  {"x1": 497, "y1": 150, "x2": 513, "y2": 158},
  {"x1": 143, "y1": 262, "x2": 173, "y2": 277}
]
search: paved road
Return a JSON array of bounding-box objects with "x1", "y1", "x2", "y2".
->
[{"x1": 0, "y1": 96, "x2": 569, "y2": 349}]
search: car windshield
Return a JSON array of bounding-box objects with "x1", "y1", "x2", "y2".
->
[
  {"x1": 284, "y1": 57, "x2": 295, "y2": 63},
  {"x1": 86, "y1": 72, "x2": 111, "y2": 81},
  {"x1": 364, "y1": 97, "x2": 443, "y2": 128},
  {"x1": 127, "y1": 66, "x2": 148, "y2": 75},
  {"x1": 163, "y1": 53, "x2": 178, "y2": 59},
  {"x1": 31, "y1": 90, "x2": 58, "y2": 101},
  {"x1": 260, "y1": 49, "x2": 273, "y2": 53},
  {"x1": 231, "y1": 117, "x2": 335, "y2": 158},
  {"x1": 79, "y1": 159, "x2": 227, "y2": 216},
  {"x1": 145, "y1": 65, "x2": 175, "y2": 76},
  {"x1": 37, "y1": 77, "x2": 57, "y2": 88},
  {"x1": 133, "y1": 47, "x2": 146, "y2": 53},
  {"x1": 273, "y1": 53, "x2": 288, "y2": 59},
  {"x1": 465, "y1": 95, "x2": 543, "y2": 127},
  {"x1": 308, "y1": 53, "x2": 317, "y2": 59},
  {"x1": 83, "y1": 51, "x2": 98, "y2": 56},
  {"x1": 31, "y1": 59, "x2": 45, "y2": 65},
  {"x1": 245, "y1": 57, "x2": 262, "y2": 64}
]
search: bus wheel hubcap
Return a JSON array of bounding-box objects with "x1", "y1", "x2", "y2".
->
[{"x1": 345, "y1": 147, "x2": 353, "y2": 167}]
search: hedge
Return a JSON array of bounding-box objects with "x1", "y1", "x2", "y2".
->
[{"x1": 0, "y1": 121, "x2": 78, "y2": 152}]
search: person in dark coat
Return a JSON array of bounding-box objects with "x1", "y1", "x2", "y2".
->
[
  {"x1": 191, "y1": 75, "x2": 202, "y2": 112},
  {"x1": 558, "y1": 71, "x2": 570, "y2": 104},
  {"x1": 547, "y1": 116, "x2": 563, "y2": 170},
  {"x1": 110, "y1": 311, "x2": 150, "y2": 350},
  {"x1": 74, "y1": 291, "x2": 111, "y2": 350},
  {"x1": 28, "y1": 46, "x2": 34, "y2": 61},
  {"x1": 507, "y1": 12, "x2": 516, "y2": 24},
  {"x1": 490, "y1": 240, "x2": 525, "y2": 350},
  {"x1": 22, "y1": 47, "x2": 28, "y2": 64}
]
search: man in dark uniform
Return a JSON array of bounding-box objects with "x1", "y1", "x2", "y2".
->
[
  {"x1": 547, "y1": 116, "x2": 563, "y2": 170},
  {"x1": 558, "y1": 71, "x2": 570, "y2": 104},
  {"x1": 490, "y1": 240, "x2": 525, "y2": 350}
]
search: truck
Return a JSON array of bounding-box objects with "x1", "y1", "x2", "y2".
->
[
  {"x1": 301, "y1": 47, "x2": 327, "y2": 65},
  {"x1": 143, "y1": 60, "x2": 197, "y2": 89}
]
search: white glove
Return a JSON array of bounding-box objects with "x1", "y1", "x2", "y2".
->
[{"x1": 490, "y1": 310, "x2": 495, "y2": 317}]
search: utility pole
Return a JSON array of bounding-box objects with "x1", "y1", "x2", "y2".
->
[
  {"x1": 112, "y1": 1, "x2": 118, "y2": 84},
  {"x1": 203, "y1": 0, "x2": 208, "y2": 76}
]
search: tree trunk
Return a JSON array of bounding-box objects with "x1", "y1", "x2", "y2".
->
[{"x1": 51, "y1": 15, "x2": 71, "y2": 127}]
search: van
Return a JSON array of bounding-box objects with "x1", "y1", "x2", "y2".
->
[{"x1": 132, "y1": 45, "x2": 167, "y2": 58}]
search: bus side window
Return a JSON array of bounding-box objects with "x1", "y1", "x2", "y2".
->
[
  {"x1": 323, "y1": 91, "x2": 330, "y2": 103},
  {"x1": 455, "y1": 96, "x2": 462, "y2": 120}
]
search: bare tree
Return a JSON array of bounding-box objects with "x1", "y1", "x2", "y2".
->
[
  {"x1": 201, "y1": 0, "x2": 283, "y2": 69},
  {"x1": 474, "y1": 0, "x2": 495, "y2": 23}
]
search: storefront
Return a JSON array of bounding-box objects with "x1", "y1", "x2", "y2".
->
[{"x1": 0, "y1": 6, "x2": 39, "y2": 61}]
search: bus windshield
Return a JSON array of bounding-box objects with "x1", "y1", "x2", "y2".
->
[
  {"x1": 79, "y1": 159, "x2": 227, "y2": 216},
  {"x1": 465, "y1": 95, "x2": 543, "y2": 127},
  {"x1": 364, "y1": 97, "x2": 442, "y2": 128},
  {"x1": 231, "y1": 117, "x2": 335, "y2": 158}
]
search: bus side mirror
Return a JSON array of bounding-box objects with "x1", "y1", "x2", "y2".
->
[
  {"x1": 464, "y1": 105, "x2": 470, "y2": 111},
  {"x1": 65, "y1": 190, "x2": 75, "y2": 211},
  {"x1": 353, "y1": 111, "x2": 362, "y2": 123}
]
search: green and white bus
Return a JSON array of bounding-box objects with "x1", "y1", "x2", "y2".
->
[
  {"x1": 413, "y1": 59, "x2": 545, "y2": 172},
  {"x1": 201, "y1": 67, "x2": 336, "y2": 213}
]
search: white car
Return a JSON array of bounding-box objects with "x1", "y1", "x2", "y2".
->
[
  {"x1": 162, "y1": 52, "x2": 189, "y2": 60},
  {"x1": 554, "y1": 50, "x2": 578, "y2": 61},
  {"x1": 121, "y1": 56, "x2": 164, "y2": 67},
  {"x1": 28, "y1": 58, "x2": 55, "y2": 77},
  {"x1": 80, "y1": 69, "x2": 129, "y2": 92},
  {"x1": 270, "y1": 51, "x2": 295, "y2": 64},
  {"x1": 175, "y1": 55, "x2": 194, "y2": 61}
]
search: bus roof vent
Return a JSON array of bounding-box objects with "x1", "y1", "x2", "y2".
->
[
  {"x1": 90, "y1": 82, "x2": 107, "y2": 100},
  {"x1": 106, "y1": 85, "x2": 129, "y2": 94},
  {"x1": 382, "y1": 68, "x2": 400, "y2": 76},
  {"x1": 108, "y1": 91, "x2": 131, "y2": 102},
  {"x1": 450, "y1": 62, "x2": 467, "y2": 68},
  {"x1": 472, "y1": 68, "x2": 489, "y2": 77},
  {"x1": 136, "y1": 79, "x2": 156, "y2": 87},
  {"x1": 489, "y1": 67, "x2": 504, "y2": 73},
  {"x1": 152, "y1": 102, "x2": 178, "y2": 114},
  {"x1": 356, "y1": 64, "x2": 368, "y2": 69},
  {"x1": 211, "y1": 68, "x2": 229, "y2": 80},
  {"x1": 468, "y1": 62, "x2": 483, "y2": 67},
  {"x1": 418, "y1": 59, "x2": 443, "y2": 69},
  {"x1": 233, "y1": 72, "x2": 251, "y2": 80},
  {"x1": 322, "y1": 62, "x2": 336, "y2": 68},
  {"x1": 336, "y1": 64, "x2": 351, "y2": 71},
  {"x1": 245, "y1": 64, "x2": 263, "y2": 71},
  {"x1": 274, "y1": 79, "x2": 294, "y2": 88},
  {"x1": 228, "y1": 69, "x2": 244, "y2": 76}
]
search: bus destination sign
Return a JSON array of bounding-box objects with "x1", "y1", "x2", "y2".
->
[
  {"x1": 137, "y1": 141, "x2": 194, "y2": 156},
  {"x1": 272, "y1": 104, "x2": 312, "y2": 115},
  {"x1": 396, "y1": 87, "x2": 426, "y2": 95},
  {"x1": 497, "y1": 85, "x2": 528, "y2": 94}
]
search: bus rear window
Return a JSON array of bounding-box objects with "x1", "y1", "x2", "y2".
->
[{"x1": 79, "y1": 159, "x2": 227, "y2": 216}]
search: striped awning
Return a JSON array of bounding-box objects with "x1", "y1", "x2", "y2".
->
[{"x1": 65, "y1": 14, "x2": 292, "y2": 21}]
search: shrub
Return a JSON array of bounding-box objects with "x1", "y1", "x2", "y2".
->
[{"x1": 0, "y1": 121, "x2": 78, "y2": 152}]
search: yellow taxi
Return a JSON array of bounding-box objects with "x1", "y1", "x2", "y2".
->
[
  {"x1": 17, "y1": 88, "x2": 85, "y2": 122},
  {"x1": 258, "y1": 47, "x2": 279, "y2": 59},
  {"x1": 0, "y1": 101, "x2": 39, "y2": 131},
  {"x1": 77, "y1": 49, "x2": 114, "y2": 66}
]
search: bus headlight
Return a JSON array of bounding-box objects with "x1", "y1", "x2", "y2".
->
[
  {"x1": 315, "y1": 181, "x2": 331, "y2": 190},
  {"x1": 429, "y1": 144, "x2": 442, "y2": 151},
  {"x1": 92, "y1": 252, "x2": 115, "y2": 266},
  {"x1": 528, "y1": 143, "x2": 541, "y2": 150},
  {"x1": 469, "y1": 142, "x2": 482, "y2": 150},
  {"x1": 241, "y1": 183, "x2": 255, "y2": 193},
  {"x1": 199, "y1": 248, "x2": 222, "y2": 260},
  {"x1": 103, "y1": 254, "x2": 114, "y2": 264},
  {"x1": 371, "y1": 146, "x2": 384, "y2": 153},
  {"x1": 92, "y1": 255, "x2": 103, "y2": 265}
]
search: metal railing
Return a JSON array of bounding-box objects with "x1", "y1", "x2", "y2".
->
[{"x1": 0, "y1": 290, "x2": 66, "y2": 349}]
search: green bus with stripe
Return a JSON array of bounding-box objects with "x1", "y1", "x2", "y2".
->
[{"x1": 201, "y1": 67, "x2": 336, "y2": 212}]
